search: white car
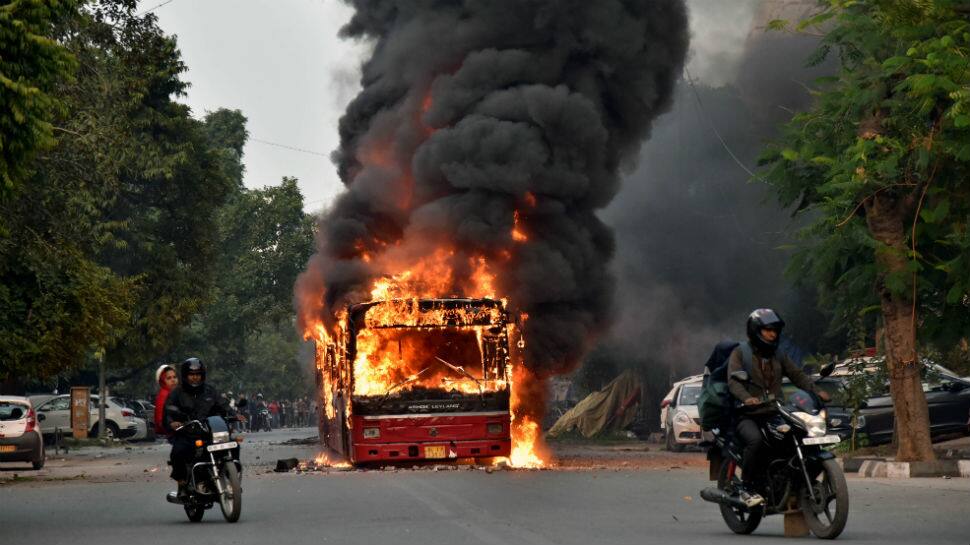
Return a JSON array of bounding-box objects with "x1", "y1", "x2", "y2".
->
[
  {"x1": 0, "y1": 396, "x2": 45, "y2": 469},
  {"x1": 30, "y1": 394, "x2": 140, "y2": 440},
  {"x1": 660, "y1": 377, "x2": 704, "y2": 451}
]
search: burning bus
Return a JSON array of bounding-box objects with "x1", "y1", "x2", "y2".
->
[{"x1": 313, "y1": 297, "x2": 514, "y2": 464}]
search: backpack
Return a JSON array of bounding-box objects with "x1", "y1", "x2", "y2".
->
[{"x1": 697, "y1": 341, "x2": 752, "y2": 431}]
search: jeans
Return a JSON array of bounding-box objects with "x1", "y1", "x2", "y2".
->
[
  {"x1": 169, "y1": 436, "x2": 196, "y2": 481},
  {"x1": 735, "y1": 417, "x2": 765, "y2": 486}
]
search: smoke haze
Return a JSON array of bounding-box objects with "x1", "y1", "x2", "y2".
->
[{"x1": 601, "y1": 0, "x2": 830, "y2": 379}]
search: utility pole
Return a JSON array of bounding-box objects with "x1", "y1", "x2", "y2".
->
[{"x1": 97, "y1": 350, "x2": 107, "y2": 441}]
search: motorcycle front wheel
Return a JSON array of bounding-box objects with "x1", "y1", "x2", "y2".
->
[
  {"x1": 717, "y1": 459, "x2": 762, "y2": 534},
  {"x1": 799, "y1": 458, "x2": 848, "y2": 539},
  {"x1": 218, "y1": 462, "x2": 243, "y2": 523}
]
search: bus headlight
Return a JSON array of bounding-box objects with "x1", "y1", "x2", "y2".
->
[
  {"x1": 487, "y1": 423, "x2": 503, "y2": 434},
  {"x1": 363, "y1": 427, "x2": 380, "y2": 439}
]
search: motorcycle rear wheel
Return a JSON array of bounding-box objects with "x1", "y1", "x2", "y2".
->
[
  {"x1": 218, "y1": 463, "x2": 243, "y2": 522},
  {"x1": 717, "y1": 459, "x2": 762, "y2": 534},
  {"x1": 799, "y1": 458, "x2": 848, "y2": 539},
  {"x1": 184, "y1": 505, "x2": 204, "y2": 522}
]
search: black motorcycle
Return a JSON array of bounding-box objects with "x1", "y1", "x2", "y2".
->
[
  {"x1": 252, "y1": 407, "x2": 272, "y2": 432},
  {"x1": 700, "y1": 366, "x2": 849, "y2": 539},
  {"x1": 166, "y1": 416, "x2": 243, "y2": 523}
]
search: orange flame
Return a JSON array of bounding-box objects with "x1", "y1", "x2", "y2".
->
[
  {"x1": 511, "y1": 210, "x2": 528, "y2": 242},
  {"x1": 315, "y1": 452, "x2": 351, "y2": 468}
]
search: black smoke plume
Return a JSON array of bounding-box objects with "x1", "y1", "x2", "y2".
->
[
  {"x1": 296, "y1": 0, "x2": 690, "y2": 376},
  {"x1": 598, "y1": 21, "x2": 834, "y2": 388}
]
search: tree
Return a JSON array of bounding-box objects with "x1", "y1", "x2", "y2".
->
[
  {"x1": 164, "y1": 177, "x2": 316, "y2": 399},
  {"x1": 763, "y1": 1, "x2": 970, "y2": 461},
  {"x1": 0, "y1": 0, "x2": 77, "y2": 197},
  {"x1": 0, "y1": 2, "x2": 236, "y2": 385}
]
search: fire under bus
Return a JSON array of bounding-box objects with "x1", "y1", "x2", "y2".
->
[{"x1": 315, "y1": 298, "x2": 513, "y2": 465}]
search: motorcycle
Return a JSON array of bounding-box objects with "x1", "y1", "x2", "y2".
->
[
  {"x1": 700, "y1": 364, "x2": 849, "y2": 539},
  {"x1": 253, "y1": 407, "x2": 272, "y2": 432},
  {"x1": 165, "y1": 416, "x2": 243, "y2": 523}
]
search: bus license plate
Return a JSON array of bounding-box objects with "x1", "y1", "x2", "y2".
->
[
  {"x1": 803, "y1": 435, "x2": 840, "y2": 445},
  {"x1": 424, "y1": 445, "x2": 446, "y2": 459},
  {"x1": 207, "y1": 441, "x2": 237, "y2": 452}
]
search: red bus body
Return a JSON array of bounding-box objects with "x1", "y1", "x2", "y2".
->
[{"x1": 316, "y1": 298, "x2": 513, "y2": 465}]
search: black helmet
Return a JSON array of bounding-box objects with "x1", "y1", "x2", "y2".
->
[
  {"x1": 746, "y1": 309, "x2": 785, "y2": 357},
  {"x1": 180, "y1": 357, "x2": 206, "y2": 388}
]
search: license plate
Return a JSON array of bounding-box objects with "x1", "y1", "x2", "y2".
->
[
  {"x1": 0, "y1": 445, "x2": 15, "y2": 453},
  {"x1": 803, "y1": 435, "x2": 841, "y2": 445},
  {"x1": 206, "y1": 441, "x2": 237, "y2": 452},
  {"x1": 424, "y1": 445, "x2": 446, "y2": 459}
]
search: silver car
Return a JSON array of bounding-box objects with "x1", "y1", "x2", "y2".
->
[
  {"x1": 0, "y1": 396, "x2": 45, "y2": 469},
  {"x1": 30, "y1": 394, "x2": 140, "y2": 440},
  {"x1": 660, "y1": 379, "x2": 705, "y2": 451}
]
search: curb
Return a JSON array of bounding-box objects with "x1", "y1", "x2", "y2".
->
[
  {"x1": 841, "y1": 457, "x2": 886, "y2": 473},
  {"x1": 857, "y1": 459, "x2": 963, "y2": 478}
]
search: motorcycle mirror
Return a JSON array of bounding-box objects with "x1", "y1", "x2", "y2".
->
[
  {"x1": 730, "y1": 370, "x2": 750, "y2": 383},
  {"x1": 819, "y1": 362, "x2": 836, "y2": 378}
]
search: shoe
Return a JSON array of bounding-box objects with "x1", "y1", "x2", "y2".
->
[
  {"x1": 737, "y1": 488, "x2": 764, "y2": 508},
  {"x1": 177, "y1": 482, "x2": 190, "y2": 501}
]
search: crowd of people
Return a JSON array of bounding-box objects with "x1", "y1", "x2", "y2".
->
[{"x1": 229, "y1": 393, "x2": 317, "y2": 431}]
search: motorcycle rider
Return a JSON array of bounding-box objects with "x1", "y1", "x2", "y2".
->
[
  {"x1": 164, "y1": 357, "x2": 230, "y2": 499},
  {"x1": 727, "y1": 309, "x2": 829, "y2": 507}
]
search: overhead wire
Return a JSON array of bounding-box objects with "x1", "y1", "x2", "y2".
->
[
  {"x1": 682, "y1": 68, "x2": 775, "y2": 247},
  {"x1": 250, "y1": 137, "x2": 331, "y2": 158},
  {"x1": 138, "y1": 0, "x2": 177, "y2": 16}
]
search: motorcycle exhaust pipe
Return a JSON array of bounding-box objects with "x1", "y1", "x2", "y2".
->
[{"x1": 700, "y1": 487, "x2": 750, "y2": 511}]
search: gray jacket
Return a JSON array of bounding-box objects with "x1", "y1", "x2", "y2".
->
[{"x1": 727, "y1": 346, "x2": 816, "y2": 411}]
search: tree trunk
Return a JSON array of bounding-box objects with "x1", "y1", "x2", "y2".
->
[{"x1": 864, "y1": 195, "x2": 935, "y2": 462}]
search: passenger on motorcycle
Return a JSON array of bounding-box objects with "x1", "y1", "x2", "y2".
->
[
  {"x1": 164, "y1": 358, "x2": 231, "y2": 500},
  {"x1": 727, "y1": 309, "x2": 829, "y2": 507}
]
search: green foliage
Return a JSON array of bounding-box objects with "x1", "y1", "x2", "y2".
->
[
  {"x1": 761, "y1": 0, "x2": 970, "y2": 349},
  {"x1": 0, "y1": 2, "x2": 235, "y2": 382},
  {"x1": 163, "y1": 177, "x2": 316, "y2": 400},
  {"x1": 0, "y1": 0, "x2": 78, "y2": 197}
]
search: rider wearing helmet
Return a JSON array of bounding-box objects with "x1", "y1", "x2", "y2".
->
[
  {"x1": 164, "y1": 357, "x2": 230, "y2": 499},
  {"x1": 727, "y1": 309, "x2": 829, "y2": 507}
]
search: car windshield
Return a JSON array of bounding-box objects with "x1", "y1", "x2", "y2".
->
[
  {"x1": 678, "y1": 385, "x2": 702, "y2": 406},
  {"x1": 0, "y1": 401, "x2": 29, "y2": 420},
  {"x1": 783, "y1": 387, "x2": 822, "y2": 414}
]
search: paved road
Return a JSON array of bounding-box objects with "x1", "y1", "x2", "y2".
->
[{"x1": 1, "y1": 430, "x2": 968, "y2": 545}]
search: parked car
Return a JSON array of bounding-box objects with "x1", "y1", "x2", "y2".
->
[
  {"x1": 0, "y1": 396, "x2": 45, "y2": 469},
  {"x1": 828, "y1": 357, "x2": 970, "y2": 445},
  {"x1": 111, "y1": 398, "x2": 154, "y2": 441},
  {"x1": 29, "y1": 394, "x2": 140, "y2": 441},
  {"x1": 859, "y1": 372, "x2": 970, "y2": 445},
  {"x1": 660, "y1": 376, "x2": 704, "y2": 451}
]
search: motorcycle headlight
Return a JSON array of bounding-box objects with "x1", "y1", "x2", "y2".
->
[
  {"x1": 212, "y1": 431, "x2": 230, "y2": 444},
  {"x1": 674, "y1": 411, "x2": 692, "y2": 425},
  {"x1": 792, "y1": 411, "x2": 827, "y2": 438}
]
